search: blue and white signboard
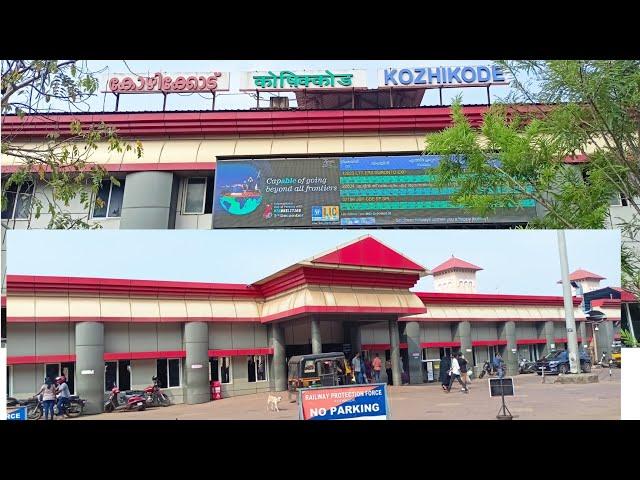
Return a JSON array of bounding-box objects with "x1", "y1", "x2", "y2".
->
[
  {"x1": 6, "y1": 407, "x2": 28, "y2": 421},
  {"x1": 378, "y1": 65, "x2": 510, "y2": 88},
  {"x1": 298, "y1": 383, "x2": 390, "y2": 420}
]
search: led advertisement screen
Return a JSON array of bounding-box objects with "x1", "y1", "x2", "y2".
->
[{"x1": 212, "y1": 155, "x2": 537, "y2": 228}]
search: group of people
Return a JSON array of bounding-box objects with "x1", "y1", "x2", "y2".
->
[
  {"x1": 35, "y1": 375, "x2": 71, "y2": 420},
  {"x1": 350, "y1": 352, "x2": 387, "y2": 384},
  {"x1": 439, "y1": 352, "x2": 472, "y2": 393},
  {"x1": 439, "y1": 351, "x2": 507, "y2": 393}
]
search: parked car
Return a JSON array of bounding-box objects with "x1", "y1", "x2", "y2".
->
[{"x1": 535, "y1": 350, "x2": 592, "y2": 375}]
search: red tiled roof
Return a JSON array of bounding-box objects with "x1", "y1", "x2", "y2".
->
[
  {"x1": 557, "y1": 269, "x2": 605, "y2": 283},
  {"x1": 431, "y1": 256, "x2": 483, "y2": 274},
  {"x1": 612, "y1": 287, "x2": 637, "y2": 302}
]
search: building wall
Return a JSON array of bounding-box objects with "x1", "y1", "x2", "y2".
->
[{"x1": 433, "y1": 270, "x2": 477, "y2": 293}]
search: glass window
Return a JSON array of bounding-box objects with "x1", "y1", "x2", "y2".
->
[
  {"x1": 45, "y1": 363, "x2": 60, "y2": 381},
  {"x1": 93, "y1": 179, "x2": 125, "y2": 218},
  {"x1": 209, "y1": 356, "x2": 232, "y2": 384},
  {"x1": 248, "y1": 355, "x2": 267, "y2": 383},
  {"x1": 204, "y1": 176, "x2": 214, "y2": 214},
  {"x1": 156, "y1": 358, "x2": 181, "y2": 388},
  {"x1": 2, "y1": 181, "x2": 34, "y2": 219},
  {"x1": 184, "y1": 177, "x2": 207, "y2": 214},
  {"x1": 105, "y1": 360, "x2": 131, "y2": 391}
]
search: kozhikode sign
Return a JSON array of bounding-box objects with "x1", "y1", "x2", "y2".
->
[
  {"x1": 379, "y1": 65, "x2": 510, "y2": 88},
  {"x1": 106, "y1": 72, "x2": 231, "y2": 93}
]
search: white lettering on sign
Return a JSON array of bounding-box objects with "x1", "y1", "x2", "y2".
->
[
  {"x1": 191, "y1": 364, "x2": 203, "y2": 369},
  {"x1": 81, "y1": 370, "x2": 94, "y2": 375}
]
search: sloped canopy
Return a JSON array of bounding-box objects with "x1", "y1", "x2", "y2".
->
[
  {"x1": 557, "y1": 269, "x2": 606, "y2": 284},
  {"x1": 310, "y1": 235, "x2": 427, "y2": 272}
]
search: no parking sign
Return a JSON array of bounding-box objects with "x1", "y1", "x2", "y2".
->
[
  {"x1": 7, "y1": 407, "x2": 27, "y2": 421},
  {"x1": 298, "y1": 383, "x2": 390, "y2": 420}
]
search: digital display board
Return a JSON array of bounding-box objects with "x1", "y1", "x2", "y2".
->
[{"x1": 212, "y1": 155, "x2": 537, "y2": 228}]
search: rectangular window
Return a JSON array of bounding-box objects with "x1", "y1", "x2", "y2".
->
[
  {"x1": 105, "y1": 360, "x2": 131, "y2": 391},
  {"x1": 2, "y1": 181, "x2": 34, "y2": 220},
  {"x1": 247, "y1": 355, "x2": 267, "y2": 383},
  {"x1": 45, "y1": 363, "x2": 60, "y2": 382},
  {"x1": 209, "y1": 356, "x2": 232, "y2": 384},
  {"x1": 610, "y1": 192, "x2": 630, "y2": 207},
  {"x1": 92, "y1": 179, "x2": 125, "y2": 218},
  {"x1": 156, "y1": 358, "x2": 181, "y2": 389},
  {"x1": 183, "y1": 177, "x2": 207, "y2": 214}
]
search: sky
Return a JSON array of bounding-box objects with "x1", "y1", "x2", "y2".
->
[
  {"x1": 6, "y1": 229, "x2": 620, "y2": 295},
  {"x1": 68, "y1": 60, "x2": 513, "y2": 112}
]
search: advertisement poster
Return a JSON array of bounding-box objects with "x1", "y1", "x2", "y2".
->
[
  {"x1": 298, "y1": 383, "x2": 389, "y2": 420},
  {"x1": 213, "y1": 156, "x2": 537, "y2": 228}
]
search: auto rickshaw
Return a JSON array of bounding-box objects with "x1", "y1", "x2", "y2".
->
[
  {"x1": 287, "y1": 352, "x2": 348, "y2": 402},
  {"x1": 610, "y1": 341, "x2": 622, "y2": 368}
]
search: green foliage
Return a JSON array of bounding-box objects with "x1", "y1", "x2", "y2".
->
[
  {"x1": 620, "y1": 329, "x2": 639, "y2": 348},
  {"x1": 425, "y1": 61, "x2": 640, "y2": 291},
  {"x1": 1, "y1": 60, "x2": 143, "y2": 229}
]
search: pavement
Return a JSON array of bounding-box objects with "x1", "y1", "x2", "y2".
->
[{"x1": 76, "y1": 367, "x2": 620, "y2": 420}]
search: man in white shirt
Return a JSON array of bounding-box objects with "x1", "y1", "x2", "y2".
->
[
  {"x1": 352, "y1": 352, "x2": 363, "y2": 384},
  {"x1": 446, "y1": 353, "x2": 468, "y2": 393}
]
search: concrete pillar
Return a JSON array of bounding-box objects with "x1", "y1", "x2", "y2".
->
[
  {"x1": 598, "y1": 321, "x2": 614, "y2": 359},
  {"x1": 388, "y1": 319, "x2": 402, "y2": 386},
  {"x1": 310, "y1": 317, "x2": 322, "y2": 354},
  {"x1": 350, "y1": 324, "x2": 362, "y2": 354},
  {"x1": 405, "y1": 321, "x2": 422, "y2": 384},
  {"x1": 542, "y1": 320, "x2": 556, "y2": 356},
  {"x1": 578, "y1": 321, "x2": 587, "y2": 351},
  {"x1": 271, "y1": 324, "x2": 286, "y2": 392},
  {"x1": 75, "y1": 322, "x2": 104, "y2": 415},
  {"x1": 458, "y1": 321, "x2": 473, "y2": 367},
  {"x1": 505, "y1": 321, "x2": 518, "y2": 376},
  {"x1": 183, "y1": 322, "x2": 209, "y2": 405},
  {"x1": 119, "y1": 171, "x2": 177, "y2": 229}
]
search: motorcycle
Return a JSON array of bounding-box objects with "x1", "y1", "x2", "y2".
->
[
  {"x1": 519, "y1": 357, "x2": 536, "y2": 374},
  {"x1": 25, "y1": 394, "x2": 85, "y2": 420},
  {"x1": 104, "y1": 385, "x2": 146, "y2": 413},
  {"x1": 123, "y1": 376, "x2": 171, "y2": 408},
  {"x1": 478, "y1": 361, "x2": 496, "y2": 379}
]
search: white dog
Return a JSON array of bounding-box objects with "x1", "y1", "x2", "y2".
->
[{"x1": 267, "y1": 394, "x2": 282, "y2": 412}]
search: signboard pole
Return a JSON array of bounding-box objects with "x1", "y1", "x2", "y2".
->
[{"x1": 496, "y1": 378, "x2": 512, "y2": 420}]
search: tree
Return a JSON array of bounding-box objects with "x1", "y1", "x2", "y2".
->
[
  {"x1": 424, "y1": 60, "x2": 640, "y2": 296},
  {"x1": 1, "y1": 60, "x2": 142, "y2": 229}
]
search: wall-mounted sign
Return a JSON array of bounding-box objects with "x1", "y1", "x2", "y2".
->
[
  {"x1": 7, "y1": 407, "x2": 27, "y2": 421},
  {"x1": 241, "y1": 70, "x2": 367, "y2": 91},
  {"x1": 378, "y1": 65, "x2": 509, "y2": 88},
  {"x1": 106, "y1": 72, "x2": 231, "y2": 94},
  {"x1": 80, "y1": 370, "x2": 94, "y2": 375},
  {"x1": 191, "y1": 364, "x2": 203, "y2": 369},
  {"x1": 213, "y1": 155, "x2": 537, "y2": 228},
  {"x1": 298, "y1": 384, "x2": 389, "y2": 420}
]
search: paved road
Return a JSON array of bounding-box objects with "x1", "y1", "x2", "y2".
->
[{"x1": 77, "y1": 367, "x2": 620, "y2": 420}]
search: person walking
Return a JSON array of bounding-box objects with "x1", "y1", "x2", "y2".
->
[
  {"x1": 493, "y1": 352, "x2": 505, "y2": 379},
  {"x1": 385, "y1": 357, "x2": 393, "y2": 385},
  {"x1": 36, "y1": 377, "x2": 56, "y2": 420},
  {"x1": 372, "y1": 353, "x2": 383, "y2": 383},
  {"x1": 447, "y1": 353, "x2": 468, "y2": 393},
  {"x1": 352, "y1": 352, "x2": 363, "y2": 384},
  {"x1": 439, "y1": 352, "x2": 451, "y2": 391},
  {"x1": 55, "y1": 376, "x2": 71, "y2": 417},
  {"x1": 459, "y1": 354, "x2": 471, "y2": 390}
]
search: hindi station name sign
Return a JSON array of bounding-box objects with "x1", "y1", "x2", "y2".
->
[
  {"x1": 106, "y1": 72, "x2": 231, "y2": 94},
  {"x1": 241, "y1": 70, "x2": 367, "y2": 91}
]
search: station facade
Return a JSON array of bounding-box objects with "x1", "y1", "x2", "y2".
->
[{"x1": 5, "y1": 236, "x2": 621, "y2": 414}]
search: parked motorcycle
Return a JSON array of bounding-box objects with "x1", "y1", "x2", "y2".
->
[
  {"x1": 123, "y1": 376, "x2": 171, "y2": 408},
  {"x1": 519, "y1": 357, "x2": 536, "y2": 374},
  {"x1": 26, "y1": 394, "x2": 85, "y2": 420},
  {"x1": 478, "y1": 361, "x2": 496, "y2": 379},
  {"x1": 104, "y1": 385, "x2": 146, "y2": 413}
]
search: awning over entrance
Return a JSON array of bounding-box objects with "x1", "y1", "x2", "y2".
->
[{"x1": 260, "y1": 285, "x2": 426, "y2": 323}]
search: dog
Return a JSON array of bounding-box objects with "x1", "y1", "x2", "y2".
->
[{"x1": 267, "y1": 394, "x2": 282, "y2": 412}]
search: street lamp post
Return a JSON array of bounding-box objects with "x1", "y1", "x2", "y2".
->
[{"x1": 557, "y1": 230, "x2": 581, "y2": 374}]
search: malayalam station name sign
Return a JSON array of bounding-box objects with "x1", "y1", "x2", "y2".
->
[
  {"x1": 240, "y1": 70, "x2": 367, "y2": 91},
  {"x1": 299, "y1": 383, "x2": 389, "y2": 420},
  {"x1": 379, "y1": 65, "x2": 509, "y2": 88},
  {"x1": 106, "y1": 72, "x2": 231, "y2": 93}
]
